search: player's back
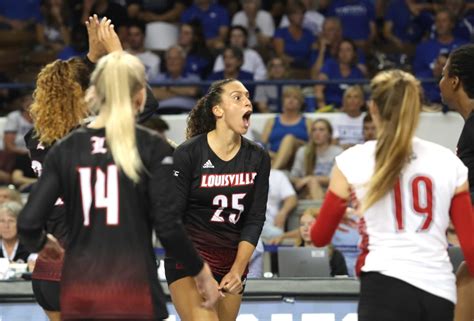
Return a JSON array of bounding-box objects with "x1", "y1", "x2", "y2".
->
[
  {"x1": 48, "y1": 125, "x2": 172, "y2": 320},
  {"x1": 337, "y1": 137, "x2": 468, "y2": 303}
]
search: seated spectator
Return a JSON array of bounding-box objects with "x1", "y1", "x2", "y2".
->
[
  {"x1": 430, "y1": 0, "x2": 473, "y2": 42},
  {"x1": 180, "y1": 0, "x2": 230, "y2": 50},
  {"x1": 11, "y1": 154, "x2": 36, "y2": 192},
  {"x1": 127, "y1": 0, "x2": 190, "y2": 24},
  {"x1": 213, "y1": 25, "x2": 267, "y2": 80},
  {"x1": 153, "y1": 45, "x2": 200, "y2": 114},
  {"x1": 273, "y1": 0, "x2": 316, "y2": 69},
  {"x1": 231, "y1": 0, "x2": 275, "y2": 48},
  {"x1": 327, "y1": 0, "x2": 376, "y2": 50},
  {"x1": 0, "y1": 186, "x2": 22, "y2": 205},
  {"x1": 0, "y1": 0, "x2": 41, "y2": 30},
  {"x1": 424, "y1": 53, "x2": 449, "y2": 107},
  {"x1": 261, "y1": 169, "x2": 298, "y2": 240},
  {"x1": 0, "y1": 201, "x2": 35, "y2": 264},
  {"x1": 3, "y1": 91, "x2": 33, "y2": 158},
  {"x1": 314, "y1": 39, "x2": 366, "y2": 111},
  {"x1": 414, "y1": 9, "x2": 467, "y2": 87},
  {"x1": 261, "y1": 86, "x2": 311, "y2": 170},
  {"x1": 127, "y1": 20, "x2": 161, "y2": 80},
  {"x1": 280, "y1": 0, "x2": 325, "y2": 36},
  {"x1": 207, "y1": 46, "x2": 255, "y2": 98},
  {"x1": 291, "y1": 208, "x2": 348, "y2": 277},
  {"x1": 310, "y1": 17, "x2": 343, "y2": 79},
  {"x1": 362, "y1": 113, "x2": 377, "y2": 142},
  {"x1": 290, "y1": 119, "x2": 343, "y2": 200},
  {"x1": 36, "y1": 0, "x2": 71, "y2": 52},
  {"x1": 333, "y1": 85, "x2": 366, "y2": 148},
  {"x1": 57, "y1": 24, "x2": 87, "y2": 60},
  {"x1": 178, "y1": 22, "x2": 213, "y2": 79},
  {"x1": 383, "y1": 0, "x2": 434, "y2": 54},
  {"x1": 254, "y1": 57, "x2": 291, "y2": 113}
]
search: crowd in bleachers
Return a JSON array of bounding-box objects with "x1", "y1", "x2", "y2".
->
[{"x1": 0, "y1": 0, "x2": 470, "y2": 278}]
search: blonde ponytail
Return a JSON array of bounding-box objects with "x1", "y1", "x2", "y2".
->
[
  {"x1": 363, "y1": 70, "x2": 421, "y2": 210},
  {"x1": 89, "y1": 52, "x2": 146, "y2": 183}
]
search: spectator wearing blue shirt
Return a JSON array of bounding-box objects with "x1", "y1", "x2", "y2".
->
[
  {"x1": 273, "y1": 0, "x2": 316, "y2": 69},
  {"x1": 207, "y1": 46, "x2": 255, "y2": 99},
  {"x1": 414, "y1": 9, "x2": 467, "y2": 102},
  {"x1": 327, "y1": 0, "x2": 376, "y2": 50},
  {"x1": 383, "y1": 0, "x2": 434, "y2": 53},
  {"x1": 428, "y1": 0, "x2": 473, "y2": 42},
  {"x1": 180, "y1": 0, "x2": 230, "y2": 50},
  {"x1": 314, "y1": 39, "x2": 366, "y2": 111},
  {"x1": 0, "y1": 0, "x2": 41, "y2": 30},
  {"x1": 153, "y1": 45, "x2": 201, "y2": 114},
  {"x1": 178, "y1": 22, "x2": 213, "y2": 79}
]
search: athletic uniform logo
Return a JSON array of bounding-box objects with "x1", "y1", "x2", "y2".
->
[
  {"x1": 202, "y1": 160, "x2": 215, "y2": 169},
  {"x1": 91, "y1": 137, "x2": 107, "y2": 154},
  {"x1": 200, "y1": 173, "x2": 257, "y2": 187}
]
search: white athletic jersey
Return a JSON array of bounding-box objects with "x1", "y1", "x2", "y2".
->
[{"x1": 336, "y1": 137, "x2": 468, "y2": 303}]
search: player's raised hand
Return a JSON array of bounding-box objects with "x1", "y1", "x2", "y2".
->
[
  {"x1": 194, "y1": 263, "x2": 221, "y2": 309},
  {"x1": 40, "y1": 234, "x2": 64, "y2": 262},
  {"x1": 97, "y1": 16, "x2": 123, "y2": 53},
  {"x1": 85, "y1": 14, "x2": 106, "y2": 63}
]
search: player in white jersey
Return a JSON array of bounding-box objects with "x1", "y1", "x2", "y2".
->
[{"x1": 310, "y1": 69, "x2": 474, "y2": 321}]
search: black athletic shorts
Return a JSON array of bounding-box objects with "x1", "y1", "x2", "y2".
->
[
  {"x1": 164, "y1": 258, "x2": 247, "y2": 293},
  {"x1": 358, "y1": 272, "x2": 454, "y2": 321},
  {"x1": 32, "y1": 279, "x2": 60, "y2": 312}
]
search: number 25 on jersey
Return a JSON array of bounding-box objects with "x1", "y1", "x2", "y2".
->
[{"x1": 78, "y1": 166, "x2": 119, "y2": 226}]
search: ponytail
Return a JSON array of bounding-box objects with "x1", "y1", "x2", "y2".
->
[
  {"x1": 186, "y1": 78, "x2": 236, "y2": 139},
  {"x1": 364, "y1": 70, "x2": 421, "y2": 210},
  {"x1": 89, "y1": 52, "x2": 146, "y2": 183}
]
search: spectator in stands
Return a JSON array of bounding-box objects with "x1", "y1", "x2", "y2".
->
[
  {"x1": 261, "y1": 168, "x2": 298, "y2": 240},
  {"x1": 127, "y1": 0, "x2": 190, "y2": 24},
  {"x1": 213, "y1": 25, "x2": 267, "y2": 80},
  {"x1": 310, "y1": 17, "x2": 343, "y2": 79},
  {"x1": 127, "y1": 20, "x2": 160, "y2": 81},
  {"x1": 57, "y1": 24, "x2": 87, "y2": 60},
  {"x1": 254, "y1": 57, "x2": 291, "y2": 113},
  {"x1": 261, "y1": 86, "x2": 311, "y2": 170},
  {"x1": 36, "y1": 0, "x2": 71, "y2": 52},
  {"x1": 0, "y1": 202, "x2": 35, "y2": 264},
  {"x1": 180, "y1": 0, "x2": 230, "y2": 50},
  {"x1": 178, "y1": 22, "x2": 213, "y2": 79},
  {"x1": 314, "y1": 39, "x2": 366, "y2": 111},
  {"x1": 414, "y1": 9, "x2": 467, "y2": 88},
  {"x1": 273, "y1": 0, "x2": 316, "y2": 69},
  {"x1": 290, "y1": 119, "x2": 343, "y2": 200},
  {"x1": 362, "y1": 113, "x2": 377, "y2": 141},
  {"x1": 11, "y1": 156, "x2": 36, "y2": 193},
  {"x1": 0, "y1": 187, "x2": 21, "y2": 205},
  {"x1": 280, "y1": 0, "x2": 325, "y2": 36},
  {"x1": 431, "y1": 0, "x2": 473, "y2": 42},
  {"x1": 327, "y1": 0, "x2": 376, "y2": 50},
  {"x1": 3, "y1": 91, "x2": 33, "y2": 158},
  {"x1": 424, "y1": 53, "x2": 449, "y2": 107},
  {"x1": 333, "y1": 85, "x2": 366, "y2": 149},
  {"x1": 383, "y1": 0, "x2": 434, "y2": 54},
  {"x1": 0, "y1": 0, "x2": 41, "y2": 30},
  {"x1": 207, "y1": 46, "x2": 255, "y2": 98},
  {"x1": 153, "y1": 45, "x2": 200, "y2": 114},
  {"x1": 231, "y1": 0, "x2": 275, "y2": 48}
]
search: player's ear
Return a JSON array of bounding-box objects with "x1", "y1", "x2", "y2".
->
[
  {"x1": 212, "y1": 104, "x2": 224, "y2": 118},
  {"x1": 451, "y1": 75, "x2": 460, "y2": 91}
]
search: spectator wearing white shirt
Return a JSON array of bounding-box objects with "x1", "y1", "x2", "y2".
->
[
  {"x1": 280, "y1": 0, "x2": 325, "y2": 36},
  {"x1": 126, "y1": 20, "x2": 160, "y2": 80},
  {"x1": 231, "y1": 0, "x2": 274, "y2": 48},
  {"x1": 213, "y1": 25, "x2": 267, "y2": 80},
  {"x1": 333, "y1": 85, "x2": 365, "y2": 149}
]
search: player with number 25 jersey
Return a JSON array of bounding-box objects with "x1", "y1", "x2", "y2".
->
[{"x1": 167, "y1": 133, "x2": 270, "y2": 278}]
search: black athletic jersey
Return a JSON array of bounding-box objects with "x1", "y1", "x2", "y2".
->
[
  {"x1": 457, "y1": 111, "x2": 474, "y2": 201},
  {"x1": 172, "y1": 134, "x2": 270, "y2": 276},
  {"x1": 18, "y1": 126, "x2": 203, "y2": 320}
]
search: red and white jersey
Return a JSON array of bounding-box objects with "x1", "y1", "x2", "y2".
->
[{"x1": 337, "y1": 137, "x2": 468, "y2": 303}]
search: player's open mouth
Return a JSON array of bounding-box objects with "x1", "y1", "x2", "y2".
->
[{"x1": 243, "y1": 111, "x2": 252, "y2": 128}]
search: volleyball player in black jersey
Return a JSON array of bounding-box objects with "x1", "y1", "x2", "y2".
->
[
  {"x1": 165, "y1": 79, "x2": 271, "y2": 321},
  {"x1": 439, "y1": 43, "x2": 474, "y2": 321},
  {"x1": 19, "y1": 51, "x2": 220, "y2": 321},
  {"x1": 23, "y1": 16, "x2": 160, "y2": 321}
]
